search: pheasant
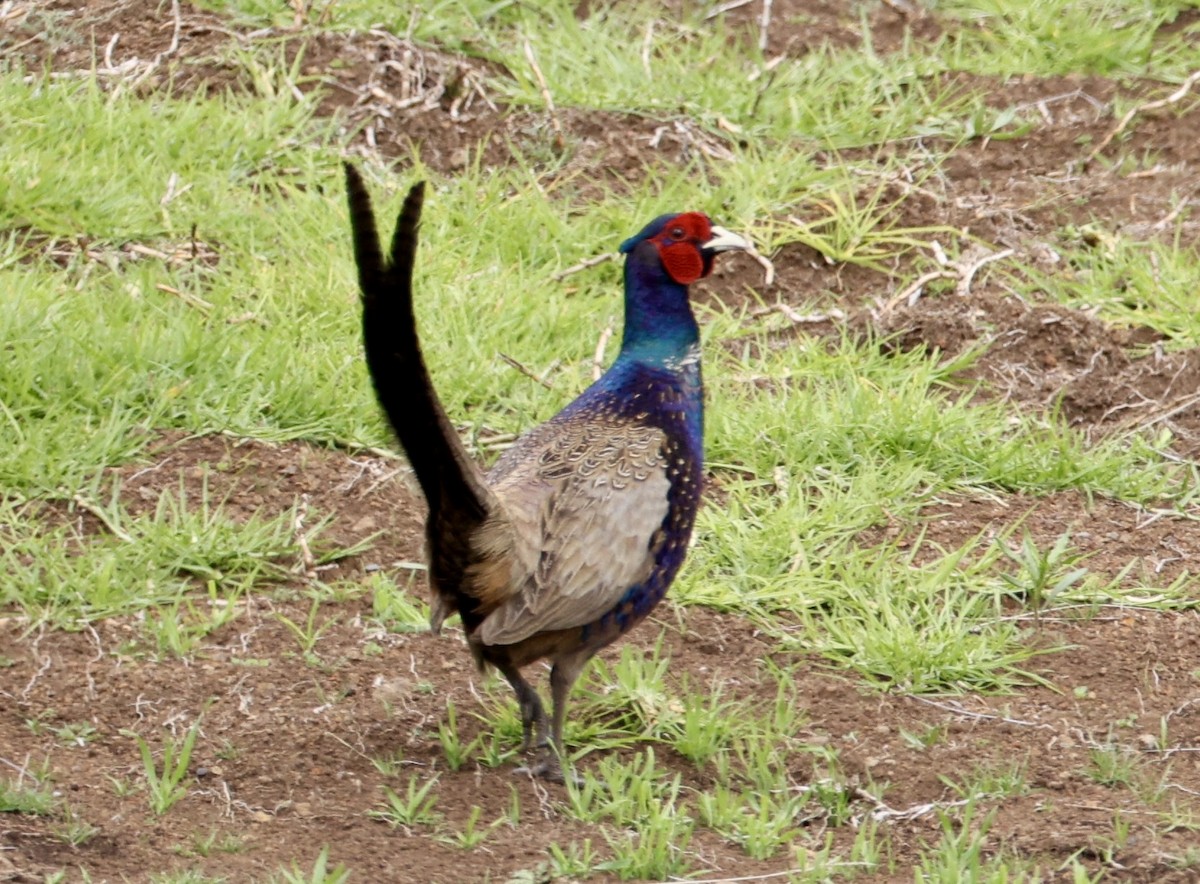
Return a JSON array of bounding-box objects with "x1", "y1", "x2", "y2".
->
[{"x1": 343, "y1": 165, "x2": 748, "y2": 780}]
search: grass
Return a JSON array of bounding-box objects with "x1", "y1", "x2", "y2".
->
[
  {"x1": 123, "y1": 718, "x2": 203, "y2": 815},
  {"x1": 0, "y1": 484, "x2": 319, "y2": 626},
  {"x1": 934, "y1": 0, "x2": 1200, "y2": 79},
  {"x1": 1018, "y1": 229, "x2": 1200, "y2": 348},
  {"x1": 369, "y1": 775, "x2": 442, "y2": 829},
  {"x1": 4, "y1": 0, "x2": 1200, "y2": 880},
  {"x1": 270, "y1": 848, "x2": 351, "y2": 884},
  {"x1": 0, "y1": 777, "x2": 56, "y2": 814}
]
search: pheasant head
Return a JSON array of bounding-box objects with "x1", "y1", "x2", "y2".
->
[{"x1": 616, "y1": 212, "x2": 748, "y2": 361}]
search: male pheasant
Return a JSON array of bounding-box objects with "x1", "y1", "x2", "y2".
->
[{"x1": 344, "y1": 165, "x2": 748, "y2": 780}]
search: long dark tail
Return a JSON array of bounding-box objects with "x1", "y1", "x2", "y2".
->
[{"x1": 344, "y1": 163, "x2": 490, "y2": 527}]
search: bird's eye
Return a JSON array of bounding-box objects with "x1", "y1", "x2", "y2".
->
[{"x1": 669, "y1": 226, "x2": 685, "y2": 240}]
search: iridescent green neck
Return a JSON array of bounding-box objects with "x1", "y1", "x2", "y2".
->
[{"x1": 617, "y1": 240, "x2": 700, "y2": 366}]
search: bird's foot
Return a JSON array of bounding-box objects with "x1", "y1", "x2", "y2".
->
[
  {"x1": 513, "y1": 758, "x2": 563, "y2": 783},
  {"x1": 513, "y1": 750, "x2": 582, "y2": 785}
]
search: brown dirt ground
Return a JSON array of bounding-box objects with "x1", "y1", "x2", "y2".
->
[{"x1": 4, "y1": 1, "x2": 1200, "y2": 881}]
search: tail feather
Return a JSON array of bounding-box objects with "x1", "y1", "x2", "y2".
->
[{"x1": 344, "y1": 163, "x2": 491, "y2": 527}]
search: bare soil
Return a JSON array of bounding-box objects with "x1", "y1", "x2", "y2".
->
[{"x1": 4, "y1": 1, "x2": 1200, "y2": 881}]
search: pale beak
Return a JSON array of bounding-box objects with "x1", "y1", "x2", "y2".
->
[{"x1": 702, "y1": 225, "x2": 751, "y2": 253}]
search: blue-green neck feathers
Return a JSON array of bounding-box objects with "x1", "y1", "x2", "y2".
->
[
  {"x1": 615, "y1": 215, "x2": 703, "y2": 367},
  {"x1": 618, "y1": 241, "x2": 699, "y2": 364}
]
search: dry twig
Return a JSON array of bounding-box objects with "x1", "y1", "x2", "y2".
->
[
  {"x1": 743, "y1": 241, "x2": 775, "y2": 287},
  {"x1": 682, "y1": 869, "x2": 855, "y2": 884},
  {"x1": 904, "y1": 694, "x2": 1052, "y2": 729},
  {"x1": 156, "y1": 283, "x2": 214, "y2": 313},
  {"x1": 954, "y1": 246, "x2": 1015, "y2": 297},
  {"x1": 1121, "y1": 390, "x2": 1200, "y2": 433},
  {"x1": 882, "y1": 246, "x2": 1015, "y2": 312},
  {"x1": 1150, "y1": 187, "x2": 1200, "y2": 231},
  {"x1": 593, "y1": 320, "x2": 615, "y2": 381},
  {"x1": 522, "y1": 37, "x2": 565, "y2": 152},
  {"x1": 551, "y1": 252, "x2": 614, "y2": 281},
  {"x1": 291, "y1": 493, "x2": 317, "y2": 580},
  {"x1": 853, "y1": 786, "x2": 974, "y2": 822},
  {"x1": 640, "y1": 20, "x2": 655, "y2": 77},
  {"x1": 880, "y1": 0, "x2": 920, "y2": 14},
  {"x1": 758, "y1": 0, "x2": 773, "y2": 52},
  {"x1": 882, "y1": 269, "x2": 957, "y2": 312},
  {"x1": 703, "y1": 0, "x2": 754, "y2": 20},
  {"x1": 750, "y1": 303, "x2": 844, "y2": 324},
  {"x1": 498, "y1": 352, "x2": 555, "y2": 390},
  {"x1": 1085, "y1": 70, "x2": 1200, "y2": 167},
  {"x1": 649, "y1": 119, "x2": 737, "y2": 162},
  {"x1": 71, "y1": 494, "x2": 135, "y2": 544}
]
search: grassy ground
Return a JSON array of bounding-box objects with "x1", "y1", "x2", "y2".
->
[{"x1": 4, "y1": 0, "x2": 1200, "y2": 881}]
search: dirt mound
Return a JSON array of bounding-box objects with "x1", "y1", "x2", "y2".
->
[{"x1": 871, "y1": 290, "x2": 1200, "y2": 455}]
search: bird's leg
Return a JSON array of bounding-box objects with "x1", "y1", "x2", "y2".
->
[
  {"x1": 549, "y1": 655, "x2": 587, "y2": 759},
  {"x1": 496, "y1": 663, "x2": 547, "y2": 754},
  {"x1": 523, "y1": 652, "x2": 590, "y2": 784}
]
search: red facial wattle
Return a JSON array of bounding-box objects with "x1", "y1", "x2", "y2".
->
[
  {"x1": 659, "y1": 244, "x2": 705, "y2": 284},
  {"x1": 652, "y1": 213, "x2": 716, "y2": 285}
]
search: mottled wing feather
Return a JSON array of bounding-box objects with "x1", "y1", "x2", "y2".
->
[{"x1": 474, "y1": 417, "x2": 671, "y2": 647}]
